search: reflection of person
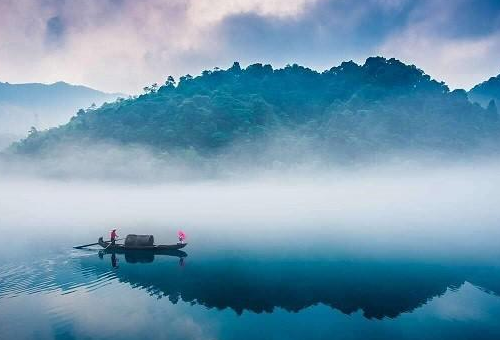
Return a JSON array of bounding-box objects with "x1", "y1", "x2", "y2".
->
[
  {"x1": 111, "y1": 253, "x2": 119, "y2": 268},
  {"x1": 110, "y1": 229, "x2": 118, "y2": 245},
  {"x1": 179, "y1": 257, "x2": 185, "y2": 267}
]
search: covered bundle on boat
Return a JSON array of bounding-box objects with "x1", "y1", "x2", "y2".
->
[{"x1": 124, "y1": 234, "x2": 155, "y2": 247}]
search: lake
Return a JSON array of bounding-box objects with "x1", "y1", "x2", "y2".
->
[
  {"x1": 2, "y1": 228, "x2": 500, "y2": 340},
  {"x1": 1, "y1": 169, "x2": 500, "y2": 340}
]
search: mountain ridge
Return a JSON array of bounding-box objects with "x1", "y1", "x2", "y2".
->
[
  {"x1": 9, "y1": 57, "x2": 500, "y2": 161},
  {"x1": 0, "y1": 80, "x2": 123, "y2": 106},
  {"x1": 0, "y1": 80, "x2": 124, "y2": 149}
]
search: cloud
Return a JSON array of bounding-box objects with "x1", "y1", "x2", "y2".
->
[
  {"x1": 45, "y1": 16, "x2": 65, "y2": 46},
  {"x1": 0, "y1": 0, "x2": 499, "y2": 93},
  {"x1": 380, "y1": 32, "x2": 500, "y2": 90},
  {"x1": 378, "y1": 0, "x2": 500, "y2": 89},
  {"x1": 187, "y1": 0, "x2": 318, "y2": 23},
  {"x1": 2, "y1": 0, "x2": 319, "y2": 93}
]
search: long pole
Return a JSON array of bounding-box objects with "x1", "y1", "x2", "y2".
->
[{"x1": 73, "y1": 238, "x2": 124, "y2": 249}]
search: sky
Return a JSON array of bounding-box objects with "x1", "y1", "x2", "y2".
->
[{"x1": 0, "y1": 0, "x2": 499, "y2": 94}]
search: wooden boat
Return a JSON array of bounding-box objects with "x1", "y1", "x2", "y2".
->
[{"x1": 98, "y1": 236, "x2": 187, "y2": 251}]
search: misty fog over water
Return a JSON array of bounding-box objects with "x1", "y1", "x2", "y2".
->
[
  {"x1": 1, "y1": 151, "x2": 500, "y2": 260},
  {"x1": 2, "y1": 135, "x2": 500, "y2": 340},
  {"x1": 2, "y1": 150, "x2": 500, "y2": 340}
]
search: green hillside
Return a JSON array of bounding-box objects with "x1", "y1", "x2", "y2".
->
[{"x1": 11, "y1": 57, "x2": 499, "y2": 159}]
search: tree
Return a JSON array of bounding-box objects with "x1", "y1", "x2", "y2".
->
[
  {"x1": 165, "y1": 76, "x2": 176, "y2": 87},
  {"x1": 487, "y1": 99, "x2": 498, "y2": 120},
  {"x1": 179, "y1": 74, "x2": 193, "y2": 84},
  {"x1": 28, "y1": 126, "x2": 38, "y2": 136},
  {"x1": 143, "y1": 83, "x2": 159, "y2": 94},
  {"x1": 230, "y1": 62, "x2": 241, "y2": 72}
]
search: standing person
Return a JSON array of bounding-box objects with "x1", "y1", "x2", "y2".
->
[
  {"x1": 178, "y1": 230, "x2": 186, "y2": 244},
  {"x1": 110, "y1": 229, "x2": 118, "y2": 245}
]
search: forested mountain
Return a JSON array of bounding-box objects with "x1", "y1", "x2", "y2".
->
[
  {"x1": 469, "y1": 75, "x2": 500, "y2": 108},
  {"x1": 0, "y1": 81, "x2": 122, "y2": 148},
  {"x1": 11, "y1": 57, "x2": 500, "y2": 159}
]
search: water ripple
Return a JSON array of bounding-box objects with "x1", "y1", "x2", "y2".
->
[{"x1": 0, "y1": 252, "x2": 117, "y2": 299}]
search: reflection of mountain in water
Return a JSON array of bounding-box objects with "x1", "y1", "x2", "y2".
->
[
  {"x1": 77, "y1": 253, "x2": 500, "y2": 319},
  {"x1": 3, "y1": 250, "x2": 499, "y2": 320}
]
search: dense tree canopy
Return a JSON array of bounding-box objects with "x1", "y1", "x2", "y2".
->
[{"x1": 11, "y1": 57, "x2": 500, "y2": 158}]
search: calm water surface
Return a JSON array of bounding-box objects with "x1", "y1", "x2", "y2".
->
[{"x1": 1, "y1": 227, "x2": 500, "y2": 340}]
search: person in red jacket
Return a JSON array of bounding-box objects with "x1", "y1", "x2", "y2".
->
[{"x1": 110, "y1": 229, "x2": 118, "y2": 245}]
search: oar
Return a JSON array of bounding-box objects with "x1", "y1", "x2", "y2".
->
[
  {"x1": 73, "y1": 238, "x2": 123, "y2": 249},
  {"x1": 102, "y1": 241, "x2": 114, "y2": 251}
]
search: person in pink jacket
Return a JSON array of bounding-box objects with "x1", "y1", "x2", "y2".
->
[{"x1": 110, "y1": 229, "x2": 118, "y2": 245}]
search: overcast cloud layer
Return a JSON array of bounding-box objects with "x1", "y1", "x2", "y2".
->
[{"x1": 0, "y1": 0, "x2": 499, "y2": 93}]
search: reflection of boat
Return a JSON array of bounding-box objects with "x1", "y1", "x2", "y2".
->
[
  {"x1": 99, "y1": 247, "x2": 187, "y2": 259},
  {"x1": 98, "y1": 236, "x2": 187, "y2": 251},
  {"x1": 99, "y1": 249, "x2": 187, "y2": 264}
]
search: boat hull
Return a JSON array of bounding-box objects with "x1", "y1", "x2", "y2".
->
[{"x1": 98, "y1": 237, "x2": 187, "y2": 251}]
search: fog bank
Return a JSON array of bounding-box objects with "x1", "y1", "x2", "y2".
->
[
  {"x1": 1, "y1": 157, "x2": 500, "y2": 259},
  {"x1": 3, "y1": 139, "x2": 497, "y2": 182}
]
